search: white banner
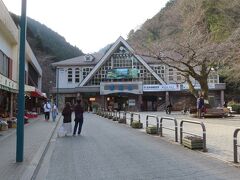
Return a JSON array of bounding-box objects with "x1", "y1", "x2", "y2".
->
[{"x1": 143, "y1": 84, "x2": 181, "y2": 92}]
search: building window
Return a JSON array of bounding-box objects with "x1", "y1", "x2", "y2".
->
[
  {"x1": 176, "y1": 71, "x2": 182, "y2": 82},
  {"x1": 82, "y1": 67, "x2": 93, "y2": 80},
  {"x1": 75, "y1": 68, "x2": 80, "y2": 83},
  {"x1": 68, "y1": 68, "x2": 73, "y2": 83},
  {"x1": 0, "y1": 50, "x2": 10, "y2": 78},
  {"x1": 168, "y1": 68, "x2": 174, "y2": 82},
  {"x1": 208, "y1": 71, "x2": 218, "y2": 84}
]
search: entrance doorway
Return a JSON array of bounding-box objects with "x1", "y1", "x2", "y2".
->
[
  {"x1": 106, "y1": 93, "x2": 137, "y2": 111},
  {"x1": 142, "y1": 95, "x2": 158, "y2": 111}
]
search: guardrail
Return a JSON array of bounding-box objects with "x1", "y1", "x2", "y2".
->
[
  {"x1": 113, "y1": 110, "x2": 118, "y2": 121},
  {"x1": 125, "y1": 111, "x2": 132, "y2": 125},
  {"x1": 233, "y1": 128, "x2": 240, "y2": 163},
  {"x1": 130, "y1": 112, "x2": 141, "y2": 126},
  {"x1": 159, "y1": 117, "x2": 178, "y2": 142},
  {"x1": 146, "y1": 115, "x2": 159, "y2": 134},
  {"x1": 180, "y1": 120, "x2": 207, "y2": 152},
  {"x1": 119, "y1": 111, "x2": 126, "y2": 120}
]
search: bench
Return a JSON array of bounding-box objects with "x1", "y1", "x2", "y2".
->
[{"x1": 203, "y1": 108, "x2": 228, "y2": 118}]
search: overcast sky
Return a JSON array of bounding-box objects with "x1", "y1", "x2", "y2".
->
[{"x1": 3, "y1": 0, "x2": 169, "y2": 53}]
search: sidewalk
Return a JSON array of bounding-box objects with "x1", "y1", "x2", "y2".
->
[
  {"x1": 129, "y1": 111, "x2": 240, "y2": 163},
  {"x1": 0, "y1": 114, "x2": 60, "y2": 180}
]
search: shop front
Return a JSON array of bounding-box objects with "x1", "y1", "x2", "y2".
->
[
  {"x1": 25, "y1": 85, "x2": 47, "y2": 115},
  {"x1": 0, "y1": 74, "x2": 18, "y2": 131}
]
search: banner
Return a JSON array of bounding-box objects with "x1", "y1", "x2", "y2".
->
[
  {"x1": 143, "y1": 84, "x2": 181, "y2": 92},
  {"x1": 106, "y1": 68, "x2": 139, "y2": 79}
]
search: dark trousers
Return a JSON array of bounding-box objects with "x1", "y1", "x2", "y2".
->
[
  {"x1": 73, "y1": 119, "x2": 83, "y2": 135},
  {"x1": 45, "y1": 112, "x2": 50, "y2": 120}
]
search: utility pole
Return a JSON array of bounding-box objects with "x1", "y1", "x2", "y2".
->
[{"x1": 16, "y1": 0, "x2": 27, "y2": 162}]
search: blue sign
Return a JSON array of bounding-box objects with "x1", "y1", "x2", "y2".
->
[
  {"x1": 127, "y1": 85, "x2": 133, "y2": 91},
  {"x1": 118, "y1": 85, "x2": 124, "y2": 91},
  {"x1": 109, "y1": 85, "x2": 115, "y2": 91}
]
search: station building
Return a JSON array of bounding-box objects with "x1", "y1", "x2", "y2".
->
[{"x1": 52, "y1": 37, "x2": 225, "y2": 111}]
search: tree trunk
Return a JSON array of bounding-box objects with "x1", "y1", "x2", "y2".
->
[{"x1": 198, "y1": 78, "x2": 209, "y2": 100}]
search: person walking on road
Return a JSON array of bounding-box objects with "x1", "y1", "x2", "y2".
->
[
  {"x1": 43, "y1": 100, "x2": 51, "y2": 121},
  {"x1": 52, "y1": 102, "x2": 58, "y2": 122},
  {"x1": 62, "y1": 102, "x2": 72, "y2": 136},
  {"x1": 73, "y1": 99, "x2": 84, "y2": 136}
]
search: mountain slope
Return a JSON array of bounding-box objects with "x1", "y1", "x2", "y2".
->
[
  {"x1": 127, "y1": 0, "x2": 240, "y2": 98},
  {"x1": 10, "y1": 13, "x2": 84, "y2": 94}
]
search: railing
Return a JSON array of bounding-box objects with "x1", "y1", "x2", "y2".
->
[
  {"x1": 119, "y1": 111, "x2": 126, "y2": 120},
  {"x1": 159, "y1": 117, "x2": 178, "y2": 142},
  {"x1": 233, "y1": 128, "x2": 240, "y2": 163},
  {"x1": 130, "y1": 112, "x2": 141, "y2": 126},
  {"x1": 146, "y1": 115, "x2": 159, "y2": 134},
  {"x1": 125, "y1": 111, "x2": 132, "y2": 125},
  {"x1": 180, "y1": 120, "x2": 207, "y2": 152},
  {"x1": 113, "y1": 110, "x2": 118, "y2": 121}
]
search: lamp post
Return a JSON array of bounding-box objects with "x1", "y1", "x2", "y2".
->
[
  {"x1": 56, "y1": 68, "x2": 59, "y2": 107},
  {"x1": 16, "y1": 0, "x2": 27, "y2": 162}
]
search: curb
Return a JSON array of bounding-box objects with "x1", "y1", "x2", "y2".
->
[{"x1": 20, "y1": 115, "x2": 62, "y2": 180}]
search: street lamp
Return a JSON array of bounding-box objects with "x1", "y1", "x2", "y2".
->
[
  {"x1": 56, "y1": 68, "x2": 59, "y2": 107},
  {"x1": 16, "y1": 0, "x2": 27, "y2": 162}
]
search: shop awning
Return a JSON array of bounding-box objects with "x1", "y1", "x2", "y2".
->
[
  {"x1": 25, "y1": 85, "x2": 47, "y2": 99},
  {"x1": 31, "y1": 89, "x2": 46, "y2": 98}
]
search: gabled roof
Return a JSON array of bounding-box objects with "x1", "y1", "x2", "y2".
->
[
  {"x1": 51, "y1": 52, "x2": 104, "y2": 67},
  {"x1": 79, "y1": 36, "x2": 166, "y2": 87}
]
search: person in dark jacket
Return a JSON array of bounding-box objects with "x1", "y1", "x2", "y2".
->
[
  {"x1": 166, "y1": 102, "x2": 172, "y2": 114},
  {"x1": 62, "y1": 102, "x2": 72, "y2": 136},
  {"x1": 73, "y1": 99, "x2": 84, "y2": 136}
]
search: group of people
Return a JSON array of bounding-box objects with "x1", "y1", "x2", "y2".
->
[
  {"x1": 62, "y1": 99, "x2": 84, "y2": 136},
  {"x1": 43, "y1": 100, "x2": 58, "y2": 122}
]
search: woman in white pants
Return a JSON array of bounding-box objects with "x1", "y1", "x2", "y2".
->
[{"x1": 62, "y1": 102, "x2": 72, "y2": 136}]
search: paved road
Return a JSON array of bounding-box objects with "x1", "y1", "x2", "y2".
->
[{"x1": 42, "y1": 113, "x2": 240, "y2": 180}]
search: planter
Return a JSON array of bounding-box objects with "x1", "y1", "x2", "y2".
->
[
  {"x1": 131, "y1": 120, "x2": 143, "y2": 129},
  {"x1": 113, "y1": 117, "x2": 118, "y2": 121},
  {"x1": 182, "y1": 136, "x2": 203, "y2": 150},
  {"x1": 146, "y1": 125, "x2": 157, "y2": 134},
  {"x1": 118, "y1": 118, "x2": 126, "y2": 124},
  {"x1": 0, "y1": 121, "x2": 8, "y2": 131}
]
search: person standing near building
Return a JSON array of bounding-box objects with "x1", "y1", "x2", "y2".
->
[
  {"x1": 52, "y1": 102, "x2": 58, "y2": 122},
  {"x1": 73, "y1": 99, "x2": 84, "y2": 136},
  {"x1": 197, "y1": 95, "x2": 204, "y2": 118},
  {"x1": 62, "y1": 102, "x2": 72, "y2": 136},
  {"x1": 166, "y1": 102, "x2": 172, "y2": 114},
  {"x1": 43, "y1": 100, "x2": 51, "y2": 121}
]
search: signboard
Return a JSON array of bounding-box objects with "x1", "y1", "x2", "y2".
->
[
  {"x1": 128, "y1": 99, "x2": 136, "y2": 106},
  {"x1": 106, "y1": 68, "x2": 139, "y2": 79},
  {"x1": 0, "y1": 74, "x2": 18, "y2": 92},
  {"x1": 100, "y1": 82, "x2": 143, "y2": 95},
  {"x1": 181, "y1": 83, "x2": 215, "y2": 90},
  {"x1": 143, "y1": 84, "x2": 181, "y2": 92}
]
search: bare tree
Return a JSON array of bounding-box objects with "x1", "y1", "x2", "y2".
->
[{"x1": 136, "y1": 39, "x2": 231, "y2": 100}]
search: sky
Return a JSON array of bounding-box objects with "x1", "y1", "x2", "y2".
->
[{"x1": 3, "y1": 0, "x2": 169, "y2": 53}]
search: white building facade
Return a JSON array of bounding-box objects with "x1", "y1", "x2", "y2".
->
[
  {"x1": 52, "y1": 37, "x2": 225, "y2": 111},
  {"x1": 0, "y1": 0, "x2": 44, "y2": 117}
]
